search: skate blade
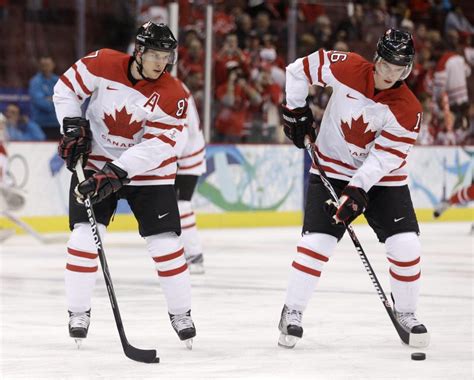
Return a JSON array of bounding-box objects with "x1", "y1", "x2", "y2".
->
[
  {"x1": 74, "y1": 338, "x2": 83, "y2": 349},
  {"x1": 278, "y1": 333, "x2": 299, "y2": 349},
  {"x1": 184, "y1": 338, "x2": 193, "y2": 350},
  {"x1": 408, "y1": 332, "x2": 430, "y2": 348}
]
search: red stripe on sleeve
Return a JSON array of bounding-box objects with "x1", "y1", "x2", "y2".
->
[
  {"x1": 178, "y1": 160, "x2": 204, "y2": 170},
  {"x1": 316, "y1": 146, "x2": 356, "y2": 170},
  {"x1": 146, "y1": 121, "x2": 184, "y2": 132},
  {"x1": 380, "y1": 131, "x2": 416, "y2": 144},
  {"x1": 379, "y1": 175, "x2": 407, "y2": 182},
  {"x1": 145, "y1": 156, "x2": 177, "y2": 172},
  {"x1": 72, "y1": 64, "x2": 92, "y2": 96},
  {"x1": 318, "y1": 49, "x2": 327, "y2": 87},
  {"x1": 374, "y1": 144, "x2": 407, "y2": 159},
  {"x1": 180, "y1": 147, "x2": 205, "y2": 159},
  {"x1": 158, "y1": 134, "x2": 176, "y2": 147},
  {"x1": 60, "y1": 75, "x2": 75, "y2": 93},
  {"x1": 302, "y1": 56, "x2": 313, "y2": 85},
  {"x1": 182, "y1": 223, "x2": 196, "y2": 229}
]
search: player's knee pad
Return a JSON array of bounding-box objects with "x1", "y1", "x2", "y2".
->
[
  {"x1": 145, "y1": 232, "x2": 187, "y2": 275},
  {"x1": 293, "y1": 233, "x2": 338, "y2": 272},
  {"x1": 386, "y1": 232, "x2": 421, "y2": 280},
  {"x1": 66, "y1": 222, "x2": 106, "y2": 272}
]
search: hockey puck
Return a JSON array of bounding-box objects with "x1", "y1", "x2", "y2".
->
[{"x1": 411, "y1": 352, "x2": 426, "y2": 361}]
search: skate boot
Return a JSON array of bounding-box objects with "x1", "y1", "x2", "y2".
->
[
  {"x1": 186, "y1": 253, "x2": 205, "y2": 274},
  {"x1": 278, "y1": 305, "x2": 303, "y2": 349},
  {"x1": 433, "y1": 200, "x2": 450, "y2": 218},
  {"x1": 169, "y1": 310, "x2": 196, "y2": 350},
  {"x1": 68, "y1": 309, "x2": 91, "y2": 348},
  {"x1": 394, "y1": 309, "x2": 430, "y2": 347}
]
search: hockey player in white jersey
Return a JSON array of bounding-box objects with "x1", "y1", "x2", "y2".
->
[
  {"x1": 278, "y1": 29, "x2": 430, "y2": 349},
  {"x1": 174, "y1": 84, "x2": 206, "y2": 274},
  {"x1": 54, "y1": 21, "x2": 196, "y2": 349}
]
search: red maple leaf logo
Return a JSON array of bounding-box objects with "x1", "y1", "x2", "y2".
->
[
  {"x1": 103, "y1": 106, "x2": 143, "y2": 139},
  {"x1": 340, "y1": 115, "x2": 375, "y2": 149}
]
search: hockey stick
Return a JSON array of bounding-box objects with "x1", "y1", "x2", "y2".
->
[
  {"x1": 75, "y1": 160, "x2": 159, "y2": 363},
  {"x1": 304, "y1": 139, "x2": 410, "y2": 345}
]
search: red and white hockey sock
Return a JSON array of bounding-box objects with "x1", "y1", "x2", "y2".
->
[
  {"x1": 386, "y1": 232, "x2": 421, "y2": 313},
  {"x1": 178, "y1": 200, "x2": 203, "y2": 258},
  {"x1": 449, "y1": 184, "x2": 474, "y2": 206},
  {"x1": 65, "y1": 222, "x2": 106, "y2": 312},
  {"x1": 285, "y1": 233, "x2": 337, "y2": 311},
  {"x1": 146, "y1": 232, "x2": 191, "y2": 315}
]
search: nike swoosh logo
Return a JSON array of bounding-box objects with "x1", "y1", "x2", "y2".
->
[
  {"x1": 394, "y1": 217, "x2": 405, "y2": 222},
  {"x1": 158, "y1": 213, "x2": 169, "y2": 219},
  {"x1": 346, "y1": 93, "x2": 357, "y2": 100},
  {"x1": 106, "y1": 85, "x2": 118, "y2": 91}
]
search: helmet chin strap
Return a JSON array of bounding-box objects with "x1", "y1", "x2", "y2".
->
[{"x1": 134, "y1": 55, "x2": 155, "y2": 82}]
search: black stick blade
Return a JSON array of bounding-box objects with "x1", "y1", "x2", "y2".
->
[{"x1": 124, "y1": 345, "x2": 160, "y2": 363}]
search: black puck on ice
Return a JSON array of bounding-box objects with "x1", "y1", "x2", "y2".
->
[{"x1": 411, "y1": 352, "x2": 426, "y2": 361}]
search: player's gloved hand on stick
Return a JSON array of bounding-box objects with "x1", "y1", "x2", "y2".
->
[
  {"x1": 324, "y1": 186, "x2": 368, "y2": 225},
  {"x1": 58, "y1": 117, "x2": 92, "y2": 171},
  {"x1": 75, "y1": 162, "x2": 130, "y2": 204},
  {"x1": 281, "y1": 103, "x2": 316, "y2": 149}
]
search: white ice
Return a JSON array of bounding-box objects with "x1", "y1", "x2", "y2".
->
[{"x1": 0, "y1": 222, "x2": 472, "y2": 379}]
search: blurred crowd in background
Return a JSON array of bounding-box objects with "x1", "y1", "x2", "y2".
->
[{"x1": 0, "y1": 0, "x2": 472, "y2": 146}]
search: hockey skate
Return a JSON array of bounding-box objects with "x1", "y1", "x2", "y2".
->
[
  {"x1": 394, "y1": 309, "x2": 430, "y2": 347},
  {"x1": 433, "y1": 200, "x2": 450, "y2": 218},
  {"x1": 169, "y1": 310, "x2": 196, "y2": 350},
  {"x1": 186, "y1": 253, "x2": 205, "y2": 274},
  {"x1": 68, "y1": 309, "x2": 91, "y2": 349},
  {"x1": 278, "y1": 305, "x2": 303, "y2": 349}
]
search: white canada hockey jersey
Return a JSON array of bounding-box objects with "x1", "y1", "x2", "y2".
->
[
  {"x1": 286, "y1": 50, "x2": 422, "y2": 192},
  {"x1": 53, "y1": 48, "x2": 189, "y2": 186},
  {"x1": 433, "y1": 52, "x2": 471, "y2": 106},
  {"x1": 176, "y1": 83, "x2": 206, "y2": 176}
]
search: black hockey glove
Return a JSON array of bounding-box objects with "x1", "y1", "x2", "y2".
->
[
  {"x1": 75, "y1": 162, "x2": 130, "y2": 204},
  {"x1": 281, "y1": 104, "x2": 316, "y2": 149},
  {"x1": 58, "y1": 117, "x2": 92, "y2": 171},
  {"x1": 324, "y1": 186, "x2": 368, "y2": 225}
]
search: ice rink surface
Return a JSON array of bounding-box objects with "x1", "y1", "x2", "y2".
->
[{"x1": 0, "y1": 222, "x2": 472, "y2": 380}]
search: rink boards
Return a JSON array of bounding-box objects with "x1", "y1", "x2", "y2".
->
[{"x1": 1, "y1": 142, "x2": 472, "y2": 233}]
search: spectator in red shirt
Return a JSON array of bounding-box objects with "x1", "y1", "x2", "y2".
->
[
  {"x1": 214, "y1": 63, "x2": 261, "y2": 142},
  {"x1": 214, "y1": 33, "x2": 251, "y2": 87}
]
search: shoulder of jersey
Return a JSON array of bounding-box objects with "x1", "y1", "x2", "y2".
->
[
  {"x1": 379, "y1": 84, "x2": 422, "y2": 131},
  {"x1": 80, "y1": 48, "x2": 128, "y2": 76},
  {"x1": 328, "y1": 52, "x2": 374, "y2": 94},
  {"x1": 153, "y1": 73, "x2": 189, "y2": 117}
]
